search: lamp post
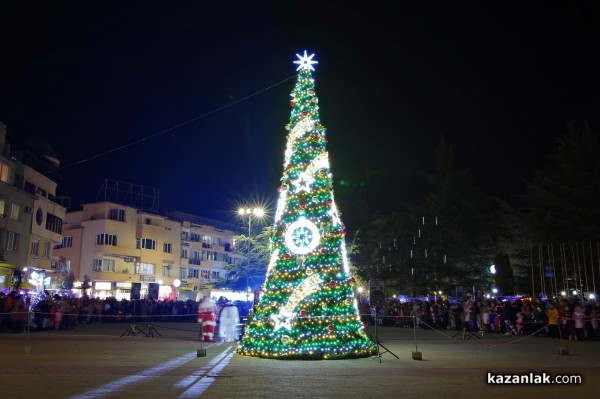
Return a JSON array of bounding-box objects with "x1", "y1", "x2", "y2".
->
[{"x1": 237, "y1": 207, "x2": 266, "y2": 298}]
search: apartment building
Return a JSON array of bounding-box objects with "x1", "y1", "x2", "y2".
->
[
  {"x1": 0, "y1": 122, "x2": 67, "y2": 293},
  {"x1": 23, "y1": 165, "x2": 67, "y2": 292},
  {"x1": 174, "y1": 213, "x2": 243, "y2": 302},
  {"x1": 55, "y1": 203, "x2": 242, "y2": 301},
  {"x1": 0, "y1": 122, "x2": 33, "y2": 291}
]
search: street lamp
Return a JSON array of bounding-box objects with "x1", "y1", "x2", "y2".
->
[{"x1": 237, "y1": 206, "x2": 266, "y2": 297}]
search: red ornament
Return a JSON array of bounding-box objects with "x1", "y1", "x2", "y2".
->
[
  {"x1": 284, "y1": 253, "x2": 292, "y2": 260},
  {"x1": 326, "y1": 199, "x2": 332, "y2": 206},
  {"x1": 299, "y1": 197, "x2": 306, "y2": 207},
  {"x1": 302, "y1": 111, "x2": 308, "y2": 117},
  {"x1": 313, "y1": 136, "x2": 319, "y2": 142},
  {"x1": 290, "y1": 100, "x2": 295, "y2": 106},
  {"x1": 321, "y1": 248, "x2": 327, "y2": 254},
  {"x1": 349, "y1": 277, "x2": 356, "y2": 285},
  {"x1": 277, "y1": 220, "x2": 282, "y2": 226},
  {"x1": 342, "y1": 228, "x2": 347, "y2": 236},
  {"x1": 299, "y1": 309, "x2": 307, "y2": 317},
  {"x1": 329, "y1": 280, "x2": 335, "y2": 288},
  {"x1": 327, "y1": 325, "x2": 334, "y2": 332}
]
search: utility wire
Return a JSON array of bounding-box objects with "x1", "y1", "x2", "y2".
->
[{"x1": 45, "y1": 73, "x2": 298, "y2": 174}]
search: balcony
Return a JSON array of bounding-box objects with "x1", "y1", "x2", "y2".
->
[{"x1": 188, "y1": 258, "x2": 201, "y2": 265}]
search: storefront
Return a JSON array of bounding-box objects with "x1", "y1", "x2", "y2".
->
[{"x1": 0, "y1": 262, "x2": 17, "y2": 292}]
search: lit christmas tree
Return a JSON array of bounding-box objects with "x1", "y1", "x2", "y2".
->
[{"x1": 237, "y1": 51, "x2": 374, "y2": 360}]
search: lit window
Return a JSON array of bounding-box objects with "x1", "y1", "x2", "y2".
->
[
  {"x1": 10, "y1": 203, "x2": 20, "y2": 220},
  {"x1": 0, "y1": 161, "x2": 10, "y2": 183},
  {"x1": 135, "y1": 262, "x2": 155, "y2": 275},
  {"x1": 93, "y1": 259, "x2": 116, "y2": 272}
]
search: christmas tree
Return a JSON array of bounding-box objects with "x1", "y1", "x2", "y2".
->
[{"x1": 237, "y1": 51, "x2": 375, "y2": 360}]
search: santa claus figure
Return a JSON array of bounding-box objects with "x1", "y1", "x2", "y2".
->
[{"x1": 197, "y1": 296, "x2": 217, "y2": 342}]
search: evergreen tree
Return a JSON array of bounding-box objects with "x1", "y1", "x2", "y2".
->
[
  {"x1": 237, "y1": 51, "x2": 374, "y2": 360},
  {"x1": 519, "y1": 122, "x2": 600, "y2": 242},
  {"x1": 217, "y1": 226, "x2": 272, "y2": 292},
  {"x1": 411, "y1": 137, "x2": 495, "y2": 292}
]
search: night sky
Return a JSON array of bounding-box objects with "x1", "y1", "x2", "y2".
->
[{"x1": 1, "y1": 2, "x2": 599, "y2": 223}]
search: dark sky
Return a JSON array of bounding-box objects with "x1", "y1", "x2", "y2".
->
[{"x1": 1, "y1": 1, "x2": 599, "y2": 223}]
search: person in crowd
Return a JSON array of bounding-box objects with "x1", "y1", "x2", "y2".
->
[
  {"x1": 10, "y1": 294, "x2": 25, "y2": 333},
  {"x1": 573, "y1": 304, "x2": 585, "y2": 341},
  {"x1": 546, "y1": 302, "x2": 560, "y2": 338},
  {"x1": 562, "y1": 303, "x2": 576, "y2": 341},
  {"x1": 0, "y1": 292, "x2": 6, "y2": 332},
  {"x1": 590, "y1": 303, "x2": 600, "y2": 341}
]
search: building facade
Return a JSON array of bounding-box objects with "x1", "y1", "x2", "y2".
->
[
  {"x1": 23, "y1": 165, "x2": 67, "y2": 293},
  {"x1": 54, "y1": 202, "x2": 242, "y2": 301},
  {"x1": 0, "y1": 122, "x2": 33, "y2": 291},
  {"x1": 0, "y1": 122, "x2": 69, "y2": 294}
]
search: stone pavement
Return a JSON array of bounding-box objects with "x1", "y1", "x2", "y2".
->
[{"x1": 0, "y1": 322, "x2": 598, "y2": 399}]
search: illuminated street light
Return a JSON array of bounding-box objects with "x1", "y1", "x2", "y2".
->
[{"x1": 237, "y1": 206, "x2": 267, "y2": 297}]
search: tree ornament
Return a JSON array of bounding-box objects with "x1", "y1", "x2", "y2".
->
[
  {"x1": 327, "y1": 325, "x2": 334, "y2": 333},
  {"x1": 299, "y1": 309, "x2": 307, "y2": 317},
  {"x1": 326, "y1": 199, "x2": 332, "y2": 206},
  {"x1": 290, "y1": 100, "x2": 295, "y2": 106},
  {"x1": 349, "y1": 277, "x2": 356, "y2": 285},
  {"x1": 321, "y1": 248, "x2": 327, "y2": 254},
  {"x1": 312, "y1": 196, "x2": 319, "y2": 202},
  {"x1": 281, "y1": 335, "x2": 291, "y2": 343},
  {"x1": 297, "y1": 255, "x2": 306, "y2": 268},
  {"x1": 299, "y1": 197, "x2": 307, "y2": 207},
  {"x1": 302, "y1": 111, "x2": 308, "y2": 117},
  {"x1": 284, "y1": 253, "x2": 292, "y2": 260},
  {"x1": 329, "y1": 280, "x2": 335, "y2": 288}
]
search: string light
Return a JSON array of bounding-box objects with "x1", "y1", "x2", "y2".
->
[{"x1": 237, "y1": 52, "x2": 373, "y2": 360}]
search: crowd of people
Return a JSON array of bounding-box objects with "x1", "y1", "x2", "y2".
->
[
  {"x1": 1, "y1": 290, "x2": 599, "y2": 342},
  {"x1": 0, "y1": 291, "x2": 247, "y2": 334},
  {"x1": 360, "y1": 295, "x2": 600, "y2": 341}
]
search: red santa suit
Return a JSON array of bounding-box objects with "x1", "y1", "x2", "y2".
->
[{"x1": 197, "y1": 297, "x2": 217, "y2": 342}]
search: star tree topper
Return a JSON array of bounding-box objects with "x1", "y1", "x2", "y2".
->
[{"x1": 294, "y1": 50, "x2": 318, "y2": 71}]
